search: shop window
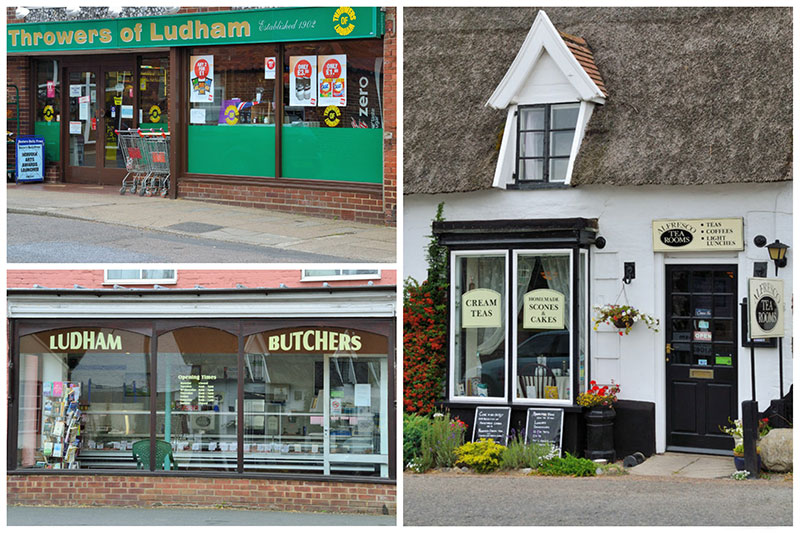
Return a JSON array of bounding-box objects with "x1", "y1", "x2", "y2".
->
[
  {"x1": 514, "y1": 251, "x2": 572, "y2": 403},
  {"x1": 156, "y1": 327, "x2": 238, "y2": 471},
  {"x1": 16, "y1": 328, "x2": 151, "y2": 469},
  {"x1": 186, "y1": 44, "x2": 279, "y2": 177},
  {"x1": 243, "y1": 327, "x2": 389, "y2": 477},
  {"x1": 516, "y1": 103, "x2": 579, "y2": 184},
  {"x1": 138, "y1": 57, "x2": 169, "y2": 132},
  {"x1": 34, "y1": 59, "x2": 60, "y2": 163},
  {"x1": 301, "y1": 269, "x2": 380, "y2": 281},
  {"x1": 451, "y1": 252, "x2": 508, "y2": 401},
  {"x1": 104, "y1": 269, "x2": 177, "y2": 284},
  {"x1": 282, "y1": 39, "x2": 383, "y2": 183}
]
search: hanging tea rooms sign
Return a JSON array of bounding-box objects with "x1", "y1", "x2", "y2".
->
[
  {"x1": 748, "y1": 278, "x2": 784, "y2": 339},
  {"x1": 522, "y1": 289, "x2": 565, "y2": 330},
  {"x1": 462, "y1": 288, "x2": 502, "y2": 328},
  {"x1": 652, "y1": 218, "x2": 744, "y2": 252}
]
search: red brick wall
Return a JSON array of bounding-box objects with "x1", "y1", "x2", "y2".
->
[
  {"x1": 382, "y1": 7, "x2": 397, "y2": 224},
  {"x1": 8, "y1": 475, "x2": 396, "y2": 514},
  {"x1": 178, "y1": 182, "x2": 387, "y2": 225},
  {"x1": 7, "y1": 269, "x2": 397, "y2": 289}
]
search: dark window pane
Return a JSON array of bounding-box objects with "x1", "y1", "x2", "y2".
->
[
  {"x1": 551, "y1": 104, "x2": 579, "y2": 129},
  {"x1": 691, "y1": 271, "x2": 713, "y2": 293},
  {"x1": 713, "y1": 320, "x2": 734, "y2": 341},
  {"x1": 671, "y1": 270, "x2": 690, "y2": 293},
  {"x1": 713, "y1": 270, "x2": 735, "y2": 293},
  {"x1": 714, "y1": 295, "x2": 734, "y2": 317},
  {"x1": 693, "y1": 295, "x2": 713, "y2": 316},
  {"x1": 671, "y1": 295, "x2": 691, "y2": 316}
]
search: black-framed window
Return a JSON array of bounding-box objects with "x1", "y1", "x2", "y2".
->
[{"x1": 516, "y1": 103, "x2": 579, "y2": 184}]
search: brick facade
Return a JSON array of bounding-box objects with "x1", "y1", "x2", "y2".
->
[
  {"x1": 8, "y1": 475, "x2": 396, "y2": 514},
  {"x1": 5, "y1": 7, "x2": 397, "y2": 226}
]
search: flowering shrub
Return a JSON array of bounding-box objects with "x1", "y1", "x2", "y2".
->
[
  {"x1": 417, "y1": 412, "x2": 467, "y2": 471},
  {"x1": 592, "y1": 304, "x2": 659, "y2": 336},
  {"x1": 404, "y1": 202, "x2": 448, "y2": 415},
  {"x1": 576, "y1": 380, "x2": 620, "y2": 408},
  {"x1": 720, "y1": 417, "x2": 771, "y2": 448},
  {"x1": 455, "y1": 439, "x2": 506, "y2": 473},
  {"x1": 403, "y1": 413, "x2": 432, "y2": 468}
]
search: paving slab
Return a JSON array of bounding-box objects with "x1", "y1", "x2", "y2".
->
[
  {"x1": 7, "y1": 184, "x2": 395, "y2": 262},
  {"x1": 628, "y1": 452, "x2": 735, "y2": 479}
]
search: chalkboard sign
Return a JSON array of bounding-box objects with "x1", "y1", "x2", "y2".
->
[
  {"x1": 472, "y1": 406, "x2": 511, "y2": 445},
  {"x1": 525, "y1": 408, "x2": 564, "y2": 453}
]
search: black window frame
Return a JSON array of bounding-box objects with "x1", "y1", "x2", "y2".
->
[{"x1": 513, "y1": 102, "x2": 580, "y2": 189}]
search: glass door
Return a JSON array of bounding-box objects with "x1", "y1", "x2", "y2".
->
[
  {"x1": 325, "y1": 354, "x2": 389, "y2": 477},
  {"x1": 65, "y1": 68, "x2": 100, "y2": 183},
  {"x1": 64, "y1": 59, "x2": 137, "y2": 185}
]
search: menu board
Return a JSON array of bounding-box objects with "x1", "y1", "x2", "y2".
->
[
  {"x1": 472, "y1": 406, "x2": 511, "y2": 446},
  {"x1": 525, "y1": 408, "x2": 563, "y2": 453},
  {"x1": 178, "y1": 374, "x2": 216, "y2": 407}
]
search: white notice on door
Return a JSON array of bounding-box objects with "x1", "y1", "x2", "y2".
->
[{"x1": 354, "y1": 384, "x2": 371, "y2": 407}]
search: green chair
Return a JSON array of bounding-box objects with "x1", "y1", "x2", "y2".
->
[{"x1": 132, "y1": 440, "x2": 176, "y2": 470}]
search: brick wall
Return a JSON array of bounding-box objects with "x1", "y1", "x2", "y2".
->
[
  {"x1": 382, "y1": 7, "x2": 398, "y2": 224},
  {"x1": 8, "y1": 475, "x2": 396, "y2": 515},
  {"x1": 7, "y1": 56, "x2": 31, "y2": 175},
  {"x1": 7, "y1": 269, "x2": 397, "y2": 289}
]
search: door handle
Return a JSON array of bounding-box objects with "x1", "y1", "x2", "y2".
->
[{"x1": 665, "y1": 343, "x2": 672, "y2": 363}]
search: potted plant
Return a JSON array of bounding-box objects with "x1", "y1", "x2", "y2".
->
[
  {"x1": 592, "y1": 304, "x2": 659, "y2": 336},
  {"x1": 577, "y1": 380, "x2": 620, "y2": 462},
  {"x1": 721, "y1": 418, "x2": 770, "y2": 472},
  {"x1": 733, "y1": 444, "x2": 762, "y2": 472}
]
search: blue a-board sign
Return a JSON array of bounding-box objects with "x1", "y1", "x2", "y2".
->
[{"x1": 16, "y1": 136, "x2": 45, "y2": 183}]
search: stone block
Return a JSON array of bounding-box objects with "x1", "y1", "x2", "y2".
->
[{"x1": 759, "y1": 428, "x2": 792, "y2": 472}]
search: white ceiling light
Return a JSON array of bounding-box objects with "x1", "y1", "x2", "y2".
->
[
  {"x1": 65, "y1": 7, "x2": 82, "y2": 16},
  {"x1": 164, "y1": 7, "x2": 180, "y2": 14},
  {"x1": 15, "y1": 7, "x2": 30, "y2": 19},
  {"x1": 107, "y1": 6, "x2": 123, "y2": 16}
]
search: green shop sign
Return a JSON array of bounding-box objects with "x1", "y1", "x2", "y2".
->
[{"x1": 8, "y1": 6, "x2": 382, "y2": 53}]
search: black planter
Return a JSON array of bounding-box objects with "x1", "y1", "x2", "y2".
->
[{"x1": 584, "y1": 407, "x2": 616, "y2": 462}]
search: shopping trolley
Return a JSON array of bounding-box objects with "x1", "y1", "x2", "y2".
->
[
  {"x1": 115, "y1": 128, "x2": 149, "y2": 195},
  {"x1": 139, "y1": 129, "x2": 170, "y2": 197}
]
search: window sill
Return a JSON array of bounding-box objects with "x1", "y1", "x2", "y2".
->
[{"x1": 506, "y1": 182, "x2": 571, "y2": 190}]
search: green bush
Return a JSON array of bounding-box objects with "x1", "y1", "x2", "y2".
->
[
  {"x1": 500, "y1": 435, "x2": 558, "y2": 470},
  {"x1": 403, "y1": 414, "x2": 432, "y2": 468},
  {"x1": 537, "y1": 453, "x2": 597, "y2": 477},
  {"x1": 419, "y1": 413, "x2": 467, "y2": 471},
  {"x1": 455, "y1": 439, "x2": 506, "y2": 473}
]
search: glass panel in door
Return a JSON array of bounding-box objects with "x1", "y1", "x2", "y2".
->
[
  {"x1": 327, "y1": 355, "x2": 388, "y2": 477},
  {"x1": 104, "y1": 69, "x2": 135, "y2": 168},
  {"x1": 139, "y1": 57, "x2": 169, "y2": 132},
  {"x1": 68, "y1": 71, "x2": 97, "y2": 167}
]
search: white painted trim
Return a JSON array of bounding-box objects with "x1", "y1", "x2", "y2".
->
[
  {"x1": 486, "y1": 10, "x2": 605, "y2": 110},
  {"x1": 103, "y1": 269, "x2": 177, "y2": 285},
  {"x1": 300, "y1": 270, "x2": 381, "y2": 282},
  {"x1": 511, "y1": 249, "x2": 574, "y2": 405},
  {"x1": 7, "y1": 291, "x2": 397, "y2": 319},
  {"x1": 492, "y1": 105, "x2": 518, "y2": 189},
  {"x1": 449, "y1": 250, "x2": 510, "y2": 403},
  {"x1": 564, "y1": 101, "x2": 595, "y2": 186}
]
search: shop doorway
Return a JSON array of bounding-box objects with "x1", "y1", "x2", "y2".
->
[
  {"x1": 665, "y1": 264, "x2": 738, "y2": 452},
  {"x1": 63, "y1": 56, "x2": 168, "y2": 185}
]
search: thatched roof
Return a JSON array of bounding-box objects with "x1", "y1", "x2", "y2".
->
[{"x1": 404, "y1": 7, "x2": 792, "y2": 194}]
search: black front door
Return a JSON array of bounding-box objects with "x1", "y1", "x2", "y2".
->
[{"x1": 665, "y1": 264, "x2": 737, "y2": 451}]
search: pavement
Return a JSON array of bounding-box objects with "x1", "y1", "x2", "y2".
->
[
  {"x1": 7, "y1": 505, "x2": 396, "y2": 526},
  {"x1": 404, "y1": 452, "x2": 793, "y2": 526},
  {"x1": 7, "y1": 184, "x2": 396, "y2": 263}
]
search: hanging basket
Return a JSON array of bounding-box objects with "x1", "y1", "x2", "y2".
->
[{"x1": 612, "y1": 316, "x2": 633, "y2": 330}]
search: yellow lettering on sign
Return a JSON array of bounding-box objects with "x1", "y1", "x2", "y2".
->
[
  {"x1": 210, "y1": 22, "x2": 225, "y2": 39},
  {"x1": 74, "y1": 29, "x2": 87, "y2": 44},
  {"x1": 120, "y1": 26, "x2": 134, "y2": 43},
  {"x1": 56, "y1": 30, "x2": 74, "y2": 45},
  {"x1": 228, "y1": 21, "x2": 250, "y2": 38},
  {"x1": 99, "y1": 28, "x2": 113, "y2": 43},
  {"x1": 43, "y1": 31, "x2": 55, "y2": 46},
  {"x1": 150, "y1": 23, "x2": 163, "y2": 41},
  {"x1": 179, "y1": 21, "x2": 193, "y2": 40},
  {"x1": 8, "y1": 29, "x2": 20, "y2": 46}
]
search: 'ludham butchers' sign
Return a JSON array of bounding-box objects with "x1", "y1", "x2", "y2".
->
[
  {"x1": 652, "y1": 218, "x2": 743, "y2": 252},
  {"x1": 462, "y1": 288, "x2": 502, "y2": 328},
  {"x1": 523, "y1": 289, "x2": 565, "y2": 330},
  {"x1": 748, "y1": 278, "x2": 784, "y2": 339}
]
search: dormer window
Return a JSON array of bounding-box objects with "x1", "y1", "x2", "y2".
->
[
  {"x1": 488, "y1": 11, "x2": 606, "y2": 189},
  {"x1": 517, "y1": 103, "x2": 580, "y2": 185}
]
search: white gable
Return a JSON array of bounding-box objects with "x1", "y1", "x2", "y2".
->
[
  {"x1": 487, "y1": 10, "x2": 605, "y2": 110},
  {"x1": 513, "y1": 50, "x2": 581, "y2": 105}
]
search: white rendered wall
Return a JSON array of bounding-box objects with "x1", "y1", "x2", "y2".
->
[{"x1": 404, "y1": 182, "x2": 793, "y2": 452}]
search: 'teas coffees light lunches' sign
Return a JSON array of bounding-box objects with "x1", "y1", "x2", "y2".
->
[
  {"x1": 748, "y1": 278, "x2": 784, "y2": 339},
  {"x1": 461, "y1": 288, "x2": 502, "y2": 329},
  {"x1": 652, "y1": 218, "x2": 744, "y2": 252},
  {"x1": 522, "y1": 289, "x2": 565, "y2": 330}
]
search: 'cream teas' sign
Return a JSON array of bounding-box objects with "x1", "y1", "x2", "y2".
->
[
  {"x1": 748, "y1": 278, "x2": 784, "y2": 339},
  {"x1": 523, "y1": 289, "x2": 565, "y2": 330},
  {"x1": 652, "y1": 218, "x2": 743, "y2": 252},
  {"x1": 462, "y1": 288, "x2": 502, "y2": 328}
]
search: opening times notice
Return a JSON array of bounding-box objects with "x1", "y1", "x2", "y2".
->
[{"x1": 178, "y1": 374, "x2": 216, "y2": 406}]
